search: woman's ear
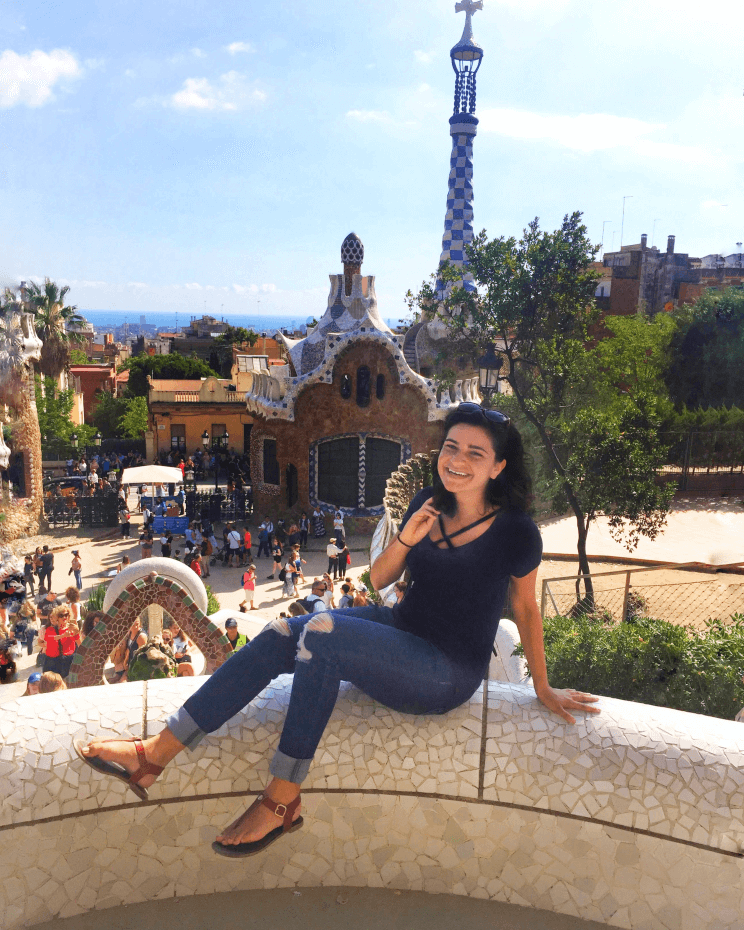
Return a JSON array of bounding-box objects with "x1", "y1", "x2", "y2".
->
[{"x1": 490, "y1": 458, "x2": 507, "y2": 481}]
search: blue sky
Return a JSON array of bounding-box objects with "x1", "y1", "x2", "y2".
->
[{"x1": 2, "y1": 0, "x2": 743, "y2": 320}]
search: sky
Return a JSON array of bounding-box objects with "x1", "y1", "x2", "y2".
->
[{"x1": 2, "y1": 0, "x2": 743, "y2": 321}]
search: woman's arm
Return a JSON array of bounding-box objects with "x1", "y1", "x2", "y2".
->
[
  {"x1": 510, "y1": 569, "x2": 600, "y2": 725},
  {"x1": 369, "y1": 498, "x2": 442, "y2": 591}
]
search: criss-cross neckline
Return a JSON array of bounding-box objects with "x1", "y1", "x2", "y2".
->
[{"x1": 431, "y1": 509, "x2": 500, "y2": 550}]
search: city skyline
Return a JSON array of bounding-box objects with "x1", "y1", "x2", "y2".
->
[{"x1": 2, "y1": 0, "x2": 743, "y2": 317}]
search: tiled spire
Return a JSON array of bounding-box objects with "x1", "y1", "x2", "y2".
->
[{"x1": 437, "y1": 1, "x2": 484, "y2": 297}]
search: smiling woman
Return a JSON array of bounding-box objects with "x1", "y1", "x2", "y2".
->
[{"x1": 75, "y1": 402, "x2": 598, "y2": 865}]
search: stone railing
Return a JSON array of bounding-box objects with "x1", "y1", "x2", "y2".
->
[{"x1": 2, "y1": 675, "x2": 744, "y2": 929}]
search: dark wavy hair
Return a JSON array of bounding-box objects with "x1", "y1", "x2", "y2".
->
[{"x1": 431, "y1": 405, "x2": 533, "y2": 515}]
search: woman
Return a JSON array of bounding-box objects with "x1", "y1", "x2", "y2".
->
[
  {"x1": 336, "y1": 543, "x2": 350, "y2": 580},
  {"x1": 282, "y1": 555, "x2": 298, "y2": 599},
  {"x1": 65, "y1": 586, "x2": 81, "y2": 628},
  {"x1": 75, "y1": 403, "x2": 599, "y2": 859},
  {"x1": 299, "y1": 512, "x2": 310, "y2": 548},
  {"x1": 16, "y1": 597, "x2": 39, "y2": 655},
  {"x1": 312, "y1": 506, "x2": 326, "y2": 539},
  {"x1": 326, "y1": 538, "x2": 340, "y2": 580},
  {"x1": 23, "y1": 671, "x2": 42, "y2": 695},
  {"x1": 241, "y1": 564, "x2": 258, "y2": 610},
  {"x1": 267, "y1": 537, "x2": 283, "y2": 581},
  {"x1": 43, "y1": 605, "x2": 80, "y2": 678}
]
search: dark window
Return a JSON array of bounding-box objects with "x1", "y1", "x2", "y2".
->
[
  {"x1": 170, "y1": 424, "x2": 186, "y2": 450},
  {"x1": 263, "y1": 439, "x2": 280, "y2": 486},
  {"x1": 376, "y1": 374, "x2": 385, "y2": 399},
  {"x1": 318, "y1": 438, "x2": 359, "y2": 508},
  {"x1": 365, "y1": 438, "x2": 401, "y2": 507},
  {"x1": 286, "y1": 463, "x2": 298, "y2": 508},
  {"x1": 356, "y1": 365, "x2": 371, "y2": 407},
  {"x1": 340, "y1": 374, "x2": 352, "y2": 399}
]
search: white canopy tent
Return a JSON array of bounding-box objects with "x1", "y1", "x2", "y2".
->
[
  {"x1": 120, "y1": 465, "x2": 184, "y2": 486},
  {"x1": 121, "y1": 465, "x2": 185, "y2": 509}
]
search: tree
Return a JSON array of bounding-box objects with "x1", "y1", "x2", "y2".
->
[
  {"x1": 34, "y1": 376, "x2": 97, "y2": 448},
  {"x1": 121, "y1": 354, "x2": 220, "y2": 397},
  {"x1": 413, "y1": 213, "x2": 675, "y2": 601},
  {"x1": 23, "y1": 279, "x2": 86, "y2": 379},
  {"x1": 212, "y1": 325, "x2": 260, "y2": 375},
  {"x1": 665, "y1": 286, "x2": 744, "y2": 409},
  {"x1": 68, "y1": 348, "x2": 89, "y2": 366},
  {"x1": 118, "y1": 396, "x2": 149, "y2": 438},
  {"x1": 91, "y1": 390, "x2": 129, "y2": 438}
]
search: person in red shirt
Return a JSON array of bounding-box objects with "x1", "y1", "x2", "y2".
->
[
  {"x1": 242, "y1": 528, "x2": 251, "y2": 566},
  {"x1": 191, "y1": 553, "x2": 203, "y2": 577},
  {"x1": 43, "y1": 605, "x2": 80, "y2": 678}
]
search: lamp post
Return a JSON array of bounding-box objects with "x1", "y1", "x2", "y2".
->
[
  {"x1": 71, "y1": 432, "x2": 79, "y2": 453},
  {"x1": 214, "y1": 430, "x2": 229, "y2": 492},
  {"x1": 477, "y1": 343, "x2": 503, "y2": 406}
]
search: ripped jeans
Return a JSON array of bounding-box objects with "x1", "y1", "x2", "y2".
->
[{"x1": 164, "y1": 605, "x2": 478, "y2": 784}]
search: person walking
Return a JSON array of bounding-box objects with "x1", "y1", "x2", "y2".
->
[
  {"x1": 256, "y1": 522, "x2": 270, "y2": 559},
  {"x1": 76, "y1": 402, "x2": 599, "y2": 861},
  {"x1": 69, "y1": 551, "x2": 83, "y2": 590},
  {"x1": 267, "y1": 537, "x2": 283, "y2": 580},
  {"x1": 226, "y1": 524, "x2": 242, "y2": 567},
  {"x1": 38, "y1": 546, "x2": 54, "y2": 595},
  {"x1": 241, "y1": 564, "x2": 258, "y2": 610},
  {"x1": 282, "y1": 555, "x2": 298, "y2": 599},
  {"x1": 332, "y1": 510, "x2": 345, "y2": 548},
  {"x1": 312, "y1": 506, "x2": 325, "y2": 539},
  {"x1": 326, "y1": 538, "x2": 340, "y2": 580},
  {"x1": 23, "y1": 555, "x2": 35, "y2": 598}
]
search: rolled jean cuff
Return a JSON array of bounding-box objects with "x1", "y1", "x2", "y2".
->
[
  {"x1": 164, "y1": 706, "x2": 208, "y2": 750},
  {"x1": 270, "y1": 749, "x2": 313, "y2": 784}
]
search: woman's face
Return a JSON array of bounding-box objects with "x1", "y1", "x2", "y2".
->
[
  {"x1": 27, "y1": 681, "x2": 40, "y2": 695},
  {"x1": 437, "y1": 423, "x2": 505, "y2": 496}
]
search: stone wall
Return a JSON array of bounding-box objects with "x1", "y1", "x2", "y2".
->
[
  {"x1": 251, "y1": 341, "x2": 443, "y2": 519},
  {"x1": 2, "y1": 676, "x2": 743, "y2": 929}
]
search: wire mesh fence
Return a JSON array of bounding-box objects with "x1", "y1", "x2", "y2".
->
[{"x1": 541, "y1": 563, "x2": 744, "y2": 629}]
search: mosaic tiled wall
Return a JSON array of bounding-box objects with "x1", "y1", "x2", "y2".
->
[
  {"x1": 68, "y1": 572, "x2": 232, "y2": 688},
  {"x1": 2, "y1": 678, "x2": 744, "y2": 928}
]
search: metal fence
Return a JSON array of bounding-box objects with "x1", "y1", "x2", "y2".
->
[
  {"x1": 541, "y1": 562, "x2": 744, "y2": 628},
  {"x1": 185, "y1": 490, "x2": 253, "y2": 525},
  {"x1": 43, "y1": 492, "x2": 120, "y2": 528}
]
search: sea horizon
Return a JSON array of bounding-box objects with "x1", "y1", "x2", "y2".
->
[{"x1": 78, "y1": 309, "x2": 405, "y2": 333}]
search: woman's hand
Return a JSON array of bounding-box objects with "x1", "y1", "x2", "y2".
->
[
  {"x1": 398, "y1": 500, "x2": 441, "y2": 547},
  {"x1": 535, "y1": 685, "x2": 600, "y2": 725}
]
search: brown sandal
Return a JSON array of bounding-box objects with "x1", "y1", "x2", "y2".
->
[
  {"x1": 212, "y1": 793, "x2": 303, "y2": 858},
  {"x1": 73, "y1": 737, "x2": 164, "y2": 802}
]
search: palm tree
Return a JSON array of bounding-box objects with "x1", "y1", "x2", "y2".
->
[{"x1": 23, "y1": 278, "x2": 86, "y2": 379}]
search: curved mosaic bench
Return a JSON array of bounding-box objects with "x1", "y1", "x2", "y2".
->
[
  {"x1": 1, "y1": 676, "x2": 743, "y2": 929},
  {"x1": 103, "y1": 557, "x2": 209, "y2": 616},
  {"x1": 69, "y1": 570, "x2": 232, "y2": 688}
]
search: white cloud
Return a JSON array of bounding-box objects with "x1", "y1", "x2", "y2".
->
[
  {"x1": 185, "y1": 283, "x2": 203, "y2": 290},
  {"x1": 168, "y1": 71, "x2": 265, "y2": 111},
  {"x1": 477, "y1": 107, "x2": 713, "y2": 164},
  {"x1": 127, "y1": 282, "x2": 148, "y2": 289},
  {"x1": 0, "y1": 49, "x2": 83, "y2": 108},
  {"x1": 225, "y1": 42, "x2": 254, "y2": 55},
  {"x1": 191, "y1": 48, "x2": 206, "y2": 58},
  {"x1": 414, "y1": 50, "x2": 433, "y2": 64},
  {"x1": 346, "y1": 109, "x2": 390, "y2": 123}
]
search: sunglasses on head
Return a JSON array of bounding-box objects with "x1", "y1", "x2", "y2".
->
[{"x1": 456, "y1": 402, "x2": 510, "y2": 427}]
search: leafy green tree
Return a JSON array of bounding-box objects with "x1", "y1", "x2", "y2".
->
[
  {"x1": 23, "y1": 279, "x2": 86, "y2": 378},
  {"x1": 34, "y1": 376, "x2": 97, "y2": 449},
  {"x1": 118, "y1": 396, "x2": 149, "y2": 438},
  {"x1": 68, "y1": 348, "x2": 89, "y2": 366},
  {"x1": 212, "y1": 326, "x2": 259, "y2": 375},
  {"x1": 91, "y1": 391, "x2": 129, "y2": 438},
  {"x1": 666, "y1": 286, "x2": 744, "y2": 409},
  {"x1": 121, "y1": 354, "x2": 219, "y2": 397},
  {"x1": 413, "y1": 213, "x2": 674, "y2": 600}
]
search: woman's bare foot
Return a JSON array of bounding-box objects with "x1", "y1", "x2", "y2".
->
[
  {"x1": 79, "y1": 729, "x2": 184, "y2": 789},
  {"x1": 215, "y1": 778, "x2": 300, "y2": 846}
]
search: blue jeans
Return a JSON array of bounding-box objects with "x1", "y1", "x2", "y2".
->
[
  {"x1": 74, "y1": 570, "x2": 82, "y2": 590},
  {"x1": 165, "y1": 606, "x2": 479, "y2": 784}
]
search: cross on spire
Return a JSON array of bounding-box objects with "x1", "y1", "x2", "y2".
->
[{"x1": 455, "y1": 0, "x2": 483, "y2": 44}]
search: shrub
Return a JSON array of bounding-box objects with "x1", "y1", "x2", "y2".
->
[
  {"x1": 85, "y1": 584, "x2": 106, "y2": 613},
  {"x1": 205, "y1": 583, "x2": 221, "y2": 615},
  {"x1": 359, "y1": 568, "x2": 382, "y2": 605},
  {"x1": 516, "y1": 612, "x2": 744, "y2": 719}
]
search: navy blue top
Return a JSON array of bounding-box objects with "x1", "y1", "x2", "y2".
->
[{"x1": 392, "y1": 488, "x2": 542, "y2": 679}]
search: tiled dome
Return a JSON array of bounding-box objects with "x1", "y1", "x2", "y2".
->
[{"x1": 341, "y1": 232, "x2": 364, "y2": 266}]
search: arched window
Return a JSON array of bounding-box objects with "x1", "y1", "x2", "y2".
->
[
  {"x1": 376, "y1": 374, "x2": 385, "y2": 399},
  {"x1": 356, "y1": 366, "x2": 371, "y2": 407},
  {"x1": 340, "y1": 374, "x2": 352, "y2": 399}
]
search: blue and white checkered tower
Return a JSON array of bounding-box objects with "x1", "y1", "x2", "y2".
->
[{"x1": 437, "y1": 0, "x2": 484, "y2": 297}]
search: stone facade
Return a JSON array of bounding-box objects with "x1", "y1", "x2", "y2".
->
[{"x1": 250, "y1": 340, "x2": 443, "y2": 519}]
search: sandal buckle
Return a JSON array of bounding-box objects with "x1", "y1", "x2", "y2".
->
[{"x1": 274, "y1": 803, "x2": 288, "y2": 818}]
